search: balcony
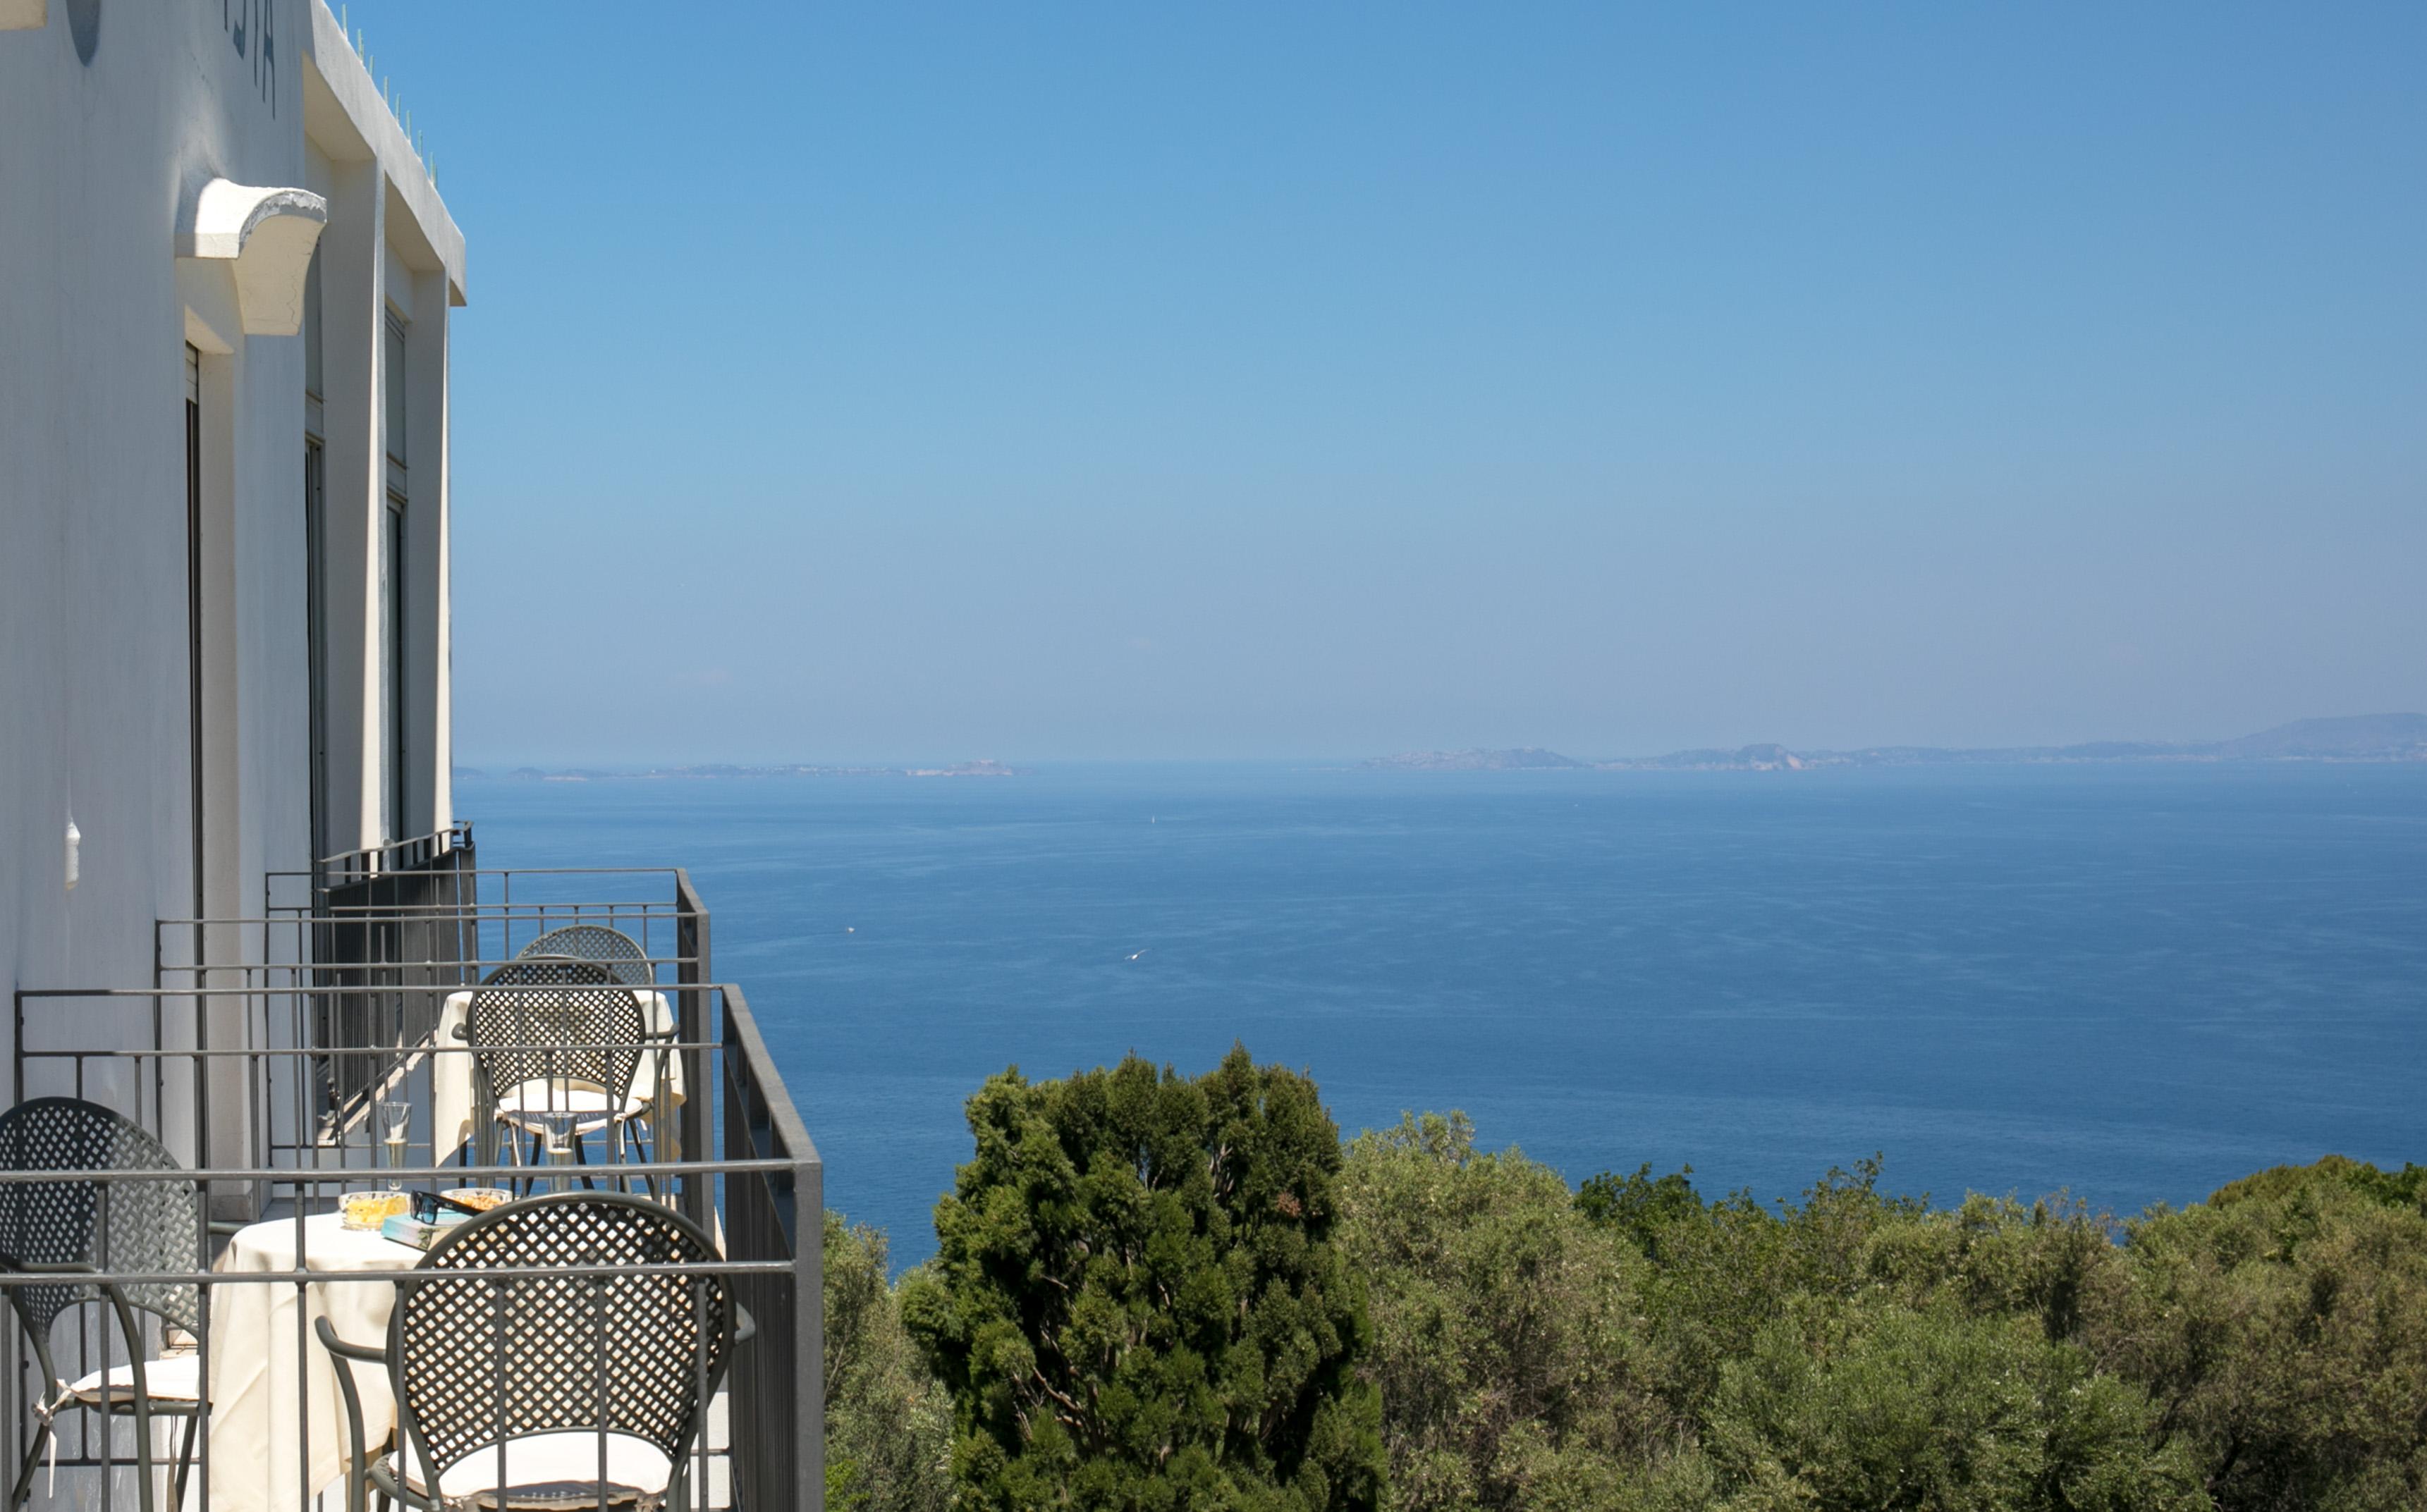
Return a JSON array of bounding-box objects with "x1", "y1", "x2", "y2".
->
[{"x1": 4, "y1": 836, "x2": 822, "y2": 1512}]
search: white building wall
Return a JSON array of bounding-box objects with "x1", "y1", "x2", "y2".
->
[{"x1": 0, "y1": 1, "x2": 467, "y2": 1141}]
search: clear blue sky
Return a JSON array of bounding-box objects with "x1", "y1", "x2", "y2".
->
[{"x1": 349, "y1": 4, "x2": 2427, "y2": 765}]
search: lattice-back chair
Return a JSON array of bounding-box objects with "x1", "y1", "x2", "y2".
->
[
  {"x1": 516, "y1": 926, "x2": 656, "y2": 988},
  {"x1": 462, "y1": 958, "x2": 665, "y2": 1184},
  {"x1": 0, "y1": 1098, "x2": 215, "y2": 1512},
  {"x1": 317, "y1": 1193, "x2": 742, "y2": 1512}
]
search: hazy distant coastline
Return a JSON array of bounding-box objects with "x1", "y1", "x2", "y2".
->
[
  {"x1": 453, "y1": 758, "x2": 1020, "y2": 783},
  {"x1": 1361, "y1": 713, "x2": 2427, "y2": 774},
  {"x1": 456, "y1": 715, "x2": 2427, "y2": 784}
]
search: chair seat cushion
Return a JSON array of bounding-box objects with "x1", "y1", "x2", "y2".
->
[
  {"x1": 67, "y1": 1351, "x2": 202, "y2": 1404},
  {"x1": 391, "y1": 1432, "x2": 674, "y2": 1510},
  {"x1": 492, "y1": 1082, "x2": 649, "y2": 1134}
]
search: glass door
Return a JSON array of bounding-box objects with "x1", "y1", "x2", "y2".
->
[{"x1": 185, "y1": 343, "x2": 206, "y2": 919}]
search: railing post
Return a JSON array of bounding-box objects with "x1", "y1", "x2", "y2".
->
[
  {"x1": 797, "y1": 1148, "x2": 824, "y2": 1512},
  {"x1": 674, "y1": 871, "x2": 711, "y2": 1234},
  {"x1": 720, "y1": 984, "x2": 823, "y2": 1512}
]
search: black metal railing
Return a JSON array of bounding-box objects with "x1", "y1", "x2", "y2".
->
[
  {"x1": 305, "y1": 825, "x2": 477, "y2": 897},
  {"x1": 197, "y1": 862, "x2": 708, "y2": 1163},
  {"x1": 261, "y1": 827, "x2": 482, "y2": 1114},
  {"x1": 7, "y1": 866, "x2": 821, "y2": 1512},
  {"x1": 720, "y1": 978, "x2": 821, "y2": 1512}
]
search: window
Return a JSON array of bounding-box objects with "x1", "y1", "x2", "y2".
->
[
  {"x1": 302, "y1": 245, "x2": 324, "y2": 422},
  {"x1": 305, "y1": 247, "x2": 329, "y2": 862},
  {"x1": 304, "y1": 439, "x2": 329, "y2": 862},
  {"x1": 185, "y1": 344, "x2": 205, "y2": 915},
  {"x1": 381, "y1": 498, "x2": 406, "y2": 839},
  {"x1": 384, "y1": 310, "x2": 407, "y2": 468},
  {"x1": 380, "y1": 309, "x2": 408, "y2": 840}
]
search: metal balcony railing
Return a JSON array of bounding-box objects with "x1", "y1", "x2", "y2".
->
[{"x1": 4, "y1": 864, "x2": 821, "y2": 1512}]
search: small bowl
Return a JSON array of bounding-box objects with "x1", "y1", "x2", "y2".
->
[
  {"x1": 340, "y1": 1191, "x2": 410, "y2": 1231},
  {"x1": 441, "y1": 1187, "x2": 515, "y2": 1214}
]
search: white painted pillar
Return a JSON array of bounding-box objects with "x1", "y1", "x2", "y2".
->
[
  {"x1": 314, "y1": 159, "x2": 386, "y2": 854},
  {"x1": 405, "y1": 266, "x2": 452, "y2": 837}
]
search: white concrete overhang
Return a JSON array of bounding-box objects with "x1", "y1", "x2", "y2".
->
[
  {"x1": 176, "y1": 180, "x2": 331, "y2": 337},
  {"x1": 0, "y1": 0, "x2": 46, "y2": 32}
]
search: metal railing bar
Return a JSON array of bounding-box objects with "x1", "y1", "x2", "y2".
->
[
  {"x1": 719, "y1": 986, "x2": 820, "y2": 1169},
  {"x1": 0, "y1": 1263, "x2": 795, "y2": 1286},
  {"x1": 275, "y1": 868, "x2": 684, "y2": 882},
  {"x1": 18, "y1": 983, "x2": 752, "y2": 1000},
  {"x1": 20, "y1": 1040, "x2": 735, "y2": 1058},
  {"x1": 0, "y1": 1159, "x2": 798, "y2": 1181},
  {"x1": 169, "y1": 904, "x2": 695, "y2": 926}
]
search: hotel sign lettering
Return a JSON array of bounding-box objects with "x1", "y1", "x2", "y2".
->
[{"x1": 224, "y1": 0, "x2": 277, "y2": 114}]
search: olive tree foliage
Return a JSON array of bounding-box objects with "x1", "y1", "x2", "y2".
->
[
  {"x1": 873, "y1": 1057, "x2": 2427, "y2": 1512},
  {"x1": 2086, "y1": 1162, "x2": 2427, "y2": 1511},
  {"x1": 1567, "y1": 1151, "x2": 2427, "y2": 1512},
  {"x1": 1335, "y1": 1114, "x2": 1673, "y2": 1512},
  {"x1": 1697, "y1": 1304, "x2": 2207, "y2": 1512},
  {"x1": 825, "y1": 1212, "x2": 954, "y2": 1512},
  {"x1": 900, "y1": 1047, "x2": 1387, "y2": 1512},
  {"x1": 1347, "y1": 1137, "x2": 2204, "y2": 1512},
  {"x1": 1610, "y1": 1163, "x2": 2210, "y2": 1511}
]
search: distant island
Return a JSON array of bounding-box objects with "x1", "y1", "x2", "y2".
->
[{"x1": 1364, "y1": 713, "x2": 2427, "y2": 773}]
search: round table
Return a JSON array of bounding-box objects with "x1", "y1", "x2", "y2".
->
[{"x1": 205, "y1": 1212, "x2": 419, "y2": 1512}]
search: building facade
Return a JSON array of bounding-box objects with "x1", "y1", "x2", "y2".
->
[
  {"x1": 1, "y1": 14, "x2": 823, "y2": 1510},
  {"x1": 1, "y1": 0, "x2": 464, "y2": 1014}
]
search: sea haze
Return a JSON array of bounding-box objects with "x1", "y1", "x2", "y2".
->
[{"x1": 456, "y1": 762, "x2": 2427, "y2": 1266}]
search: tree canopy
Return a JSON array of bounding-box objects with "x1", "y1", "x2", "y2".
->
[
  {"x1": 826, "y1": 1052, "x2": 2427, "y2": 1512},
  {"x1": 899, "y1": 1047, "x2": 1386, "y2": 1512},
  {"x1": 824, "y1": 1212, "x2": 953, "y2": 1512}
]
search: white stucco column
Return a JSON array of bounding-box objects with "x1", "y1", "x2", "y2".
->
[
  {"x1": 313, "y1": 159, "x2": 386, "y2": 854},
  {"x1": 405, "y1": 266, "x2": 451, "y2": 837}
]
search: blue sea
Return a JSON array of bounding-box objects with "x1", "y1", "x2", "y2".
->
[{"x1": 455, "y1": 763, "x2": 2427, "y2": 1265}]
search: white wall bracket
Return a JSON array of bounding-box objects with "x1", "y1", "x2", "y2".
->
[{"x1": 176, "y1": 180, "x2": 330, "y2": 336}]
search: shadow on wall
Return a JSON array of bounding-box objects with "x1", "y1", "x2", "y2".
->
[{"x1": 68, "y1": 0, "x2": 100, "y2": 65}]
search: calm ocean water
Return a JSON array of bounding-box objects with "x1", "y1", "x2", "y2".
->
[{"x1": 456, "y1": 763, "x2": 2427, "y2": 1265}]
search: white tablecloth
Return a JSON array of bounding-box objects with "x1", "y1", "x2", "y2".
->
[
  {"x1": 430, "y1": 990, "x2": 686, "y2": 1160},
  {"x1": 206, "y1": 1215, "x2": 417, "y2": 1512}
]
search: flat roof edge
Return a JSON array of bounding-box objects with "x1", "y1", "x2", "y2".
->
[{"x1": 300, "y1": 0, "x2": 467, "y2": 304}]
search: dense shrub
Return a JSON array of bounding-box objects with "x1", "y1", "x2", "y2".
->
[
  {"x1": 899, "y1": 1047, "x2": 1386, "y2": 1512},
  {"x1": 1563, "y1": 1151, "x2": 2427, "y2": 1511},
  {"x1": 1355, "y1": 1141, "x2": 2200, "y2": 1511},
  {"x1": 1335, "y1": 1114, "x2": 1670, "y2": 1512},
  {"x1": 1698, "y1": 1305, "x2": 2205, "y2": 1511},
  {"x1": 824, "y1": 1212, "x2": 953, "y2": 1512},
  {"x1": 2089, "y1": 1172, "x2": 2427, "y2": 1510},
  {"x1": 869, "y1": 1057, "x2": 2426, "y2": 1512}
]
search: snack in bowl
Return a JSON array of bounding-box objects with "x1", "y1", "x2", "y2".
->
[
  {"x1": 441, "y1": 1187, "x2": 514, "y2": 1214},
  {"x1": 339, "y1": 1191, "x2": 410, "y2": 1231}
]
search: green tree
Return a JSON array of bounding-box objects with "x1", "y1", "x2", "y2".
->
[
  {"x1": 1579, "y1": 1158, "x2": 1921, "y2": 1418},
  {"x1": 825, "y1": 1212, "x2": 954, "y2": 1512},
  {"x1": 1574, "y1": 1164, "x2": 1703, "y2": 1261},
  {"x1": 900, "y1": 1047, "x2": 1386, "y2": 1512},
  {"x1": 1337, "y1": 1114, "x2": 1672, "y2": 1512},
  {"x1": 2082, "y1": 1162, "x2": 2427, "y2": 1511},
  {"x1": 1699, "y1": 1304, "x2": 2206, "y2": 1511},
  {"x1": 1566, "y1": 1153, "x2": 2215, "y2": 1510}
]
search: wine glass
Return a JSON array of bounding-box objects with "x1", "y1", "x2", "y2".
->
[{"x1": 381, "y1": 1104, "x2": 410, "y2": 1191}]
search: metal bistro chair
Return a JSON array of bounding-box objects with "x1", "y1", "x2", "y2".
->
[
  {"x1": 316, "y1": 1193, "x2": 742, "y2": 1512},
  {"x1": 460, "y1": 959, "x2": 668, "y2": 1189},
  {"x1": 0, "y1": 1098, "x2": 225, "y2": 1512},
  {"x1": 515, "y1": 926, "x2": 654, "y2": 989}
]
